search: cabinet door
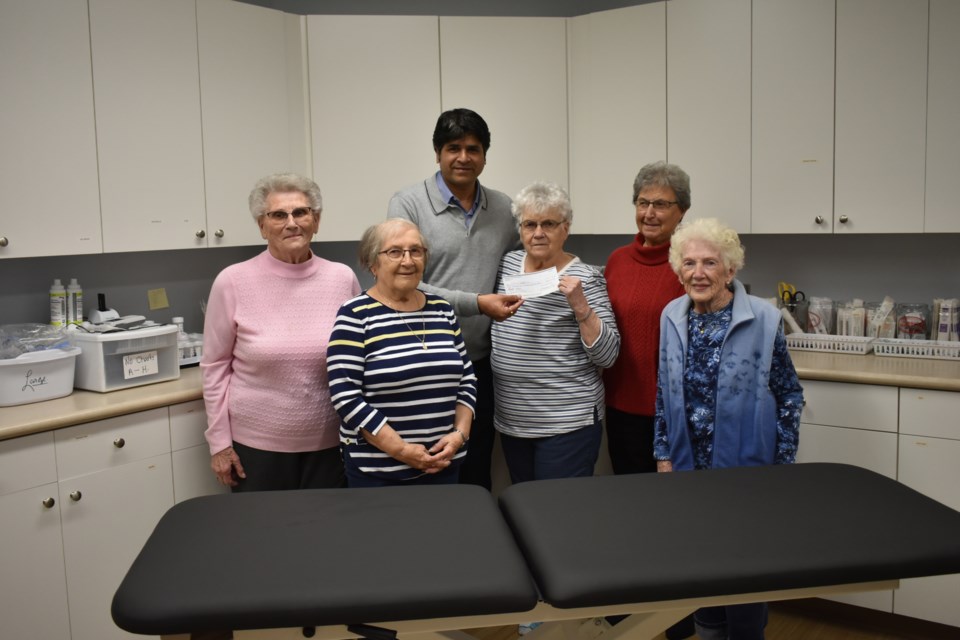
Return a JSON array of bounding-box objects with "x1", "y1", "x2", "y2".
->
[
  {"x1": 170, "y1": 399, "x2": 227, "y2": 502},
  {"x1": 440, "y1": 16, "x2": 568, "y2": 205},
  {"x1": 834, "y1": 0, "x2": 927, "y2": 234},
  {"x1": 0, "y1": 484, "x2": 71, "y2": 640},
  {"x1": 895, "y1": 435, "x2": 960, "y2": 626},
  {"x1": 198, "y1": 0, "x2": 308, "y2": 248},
  {"x1": 666, "y1": 0, "x2": 751, "y2": 232},
  {"x1": 796, "y1": 423, "x2": 897, "y2": 612},
  {"x1": 90, "y1": 0, "x2": 206, "y2": 252},
  {"x1": 568, "y1": 3, "x2": 666, "y2": 234},
  {"x1": 0, "y1": 0, "x2": 102, "y2": 259},
  {"x1": 924, "y1": 0, "x2": 960, "y2": 232},
  {"x1": 751, "y1": 0, "x2": 835, "y2": 234},
  {"x1": 899, "y1": 388, "x2": 960, "y2": 439},
  {"x1": 59, "y1": 453, "x2": 173, "y2": 640},
  {"x1": 308, "y1": 15, "x2": 440, "y2": 242}
]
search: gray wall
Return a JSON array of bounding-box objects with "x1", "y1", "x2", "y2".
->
[{"x1": 3, "y1": 233, "x2": 958, "y2": 333}]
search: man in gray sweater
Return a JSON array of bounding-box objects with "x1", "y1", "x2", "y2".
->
[{"x1": 387, "y1": 108, "x2": 522, "y2": 490}]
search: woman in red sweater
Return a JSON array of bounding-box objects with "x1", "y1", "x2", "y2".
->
[{"x1": 603, "y1": 161, "x2": 690, "y2": 474}]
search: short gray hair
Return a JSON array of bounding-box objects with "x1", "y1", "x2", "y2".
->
[
  {"x1": 248, "y1": 173, "x2": 323, "y2": 221},
  {"x1": 669, "y1": 217, "x2": 745, "y2": 275},
  {"x1": 511, "y1": 182, "x2": 573, "y2": 226},
  {"x1": 632, "y1": 162, "x2": 691, "y2": 213},
  {"x1": 358, "y1": 219, "x2": 428, "y2": 273}
]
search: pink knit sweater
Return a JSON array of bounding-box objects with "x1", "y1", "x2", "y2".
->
[{"x1": 201, "y1": 250, "x2": 360, "y2": 455}]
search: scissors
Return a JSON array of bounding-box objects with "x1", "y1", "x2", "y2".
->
[{"x1": 777, "y1": 281, "x2": 806, "y2": 305}]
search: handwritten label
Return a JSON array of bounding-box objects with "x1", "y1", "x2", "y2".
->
[
  {"x1": 21, "y1": 368, "x2": 49, "y2": 393},
  {"x1": 123, "y1": 350, "x2": 159, "y2": 379}
]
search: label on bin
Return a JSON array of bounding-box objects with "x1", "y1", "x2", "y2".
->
[{"x1": 123, "y1": 350, "x2": 159, "y2": 379}]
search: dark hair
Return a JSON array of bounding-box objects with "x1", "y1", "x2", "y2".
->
[
  {"x1": 432, "y1": 108, "x2": 491, "y2": 153},
  {"x1": 632, "y1": 161, "x2": 692, "y2": 213}
]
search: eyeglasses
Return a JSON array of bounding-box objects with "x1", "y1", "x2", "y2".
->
[
  {"x1": 263, "y1": 207, "x2": 313, "y2": 223},
  {"x1": 635, "y1": 199, "x2": 679, "y2": 213},
  {"x1": 520, "y1": 219, "x2": 565, "y2": 233},
  {"x1": 379, "y1": 247, "x2": 427, "y2": 261}
]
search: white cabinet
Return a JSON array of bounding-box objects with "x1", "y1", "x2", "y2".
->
[
  {"x1": 170, "y1": 399, "x2": 227, "y2": 502},
  {"x1": 834, "y1": 0, "x2": 927, "y2": 234},
  {"x1": 55, "y1": 408, "x2": 173, "y2": 640},
  {"x1": 568, "y1": 3, "x2": 666, "y2": 234},
  {"x1": 0, "y1": 432, "x2": 71, "y2": 640},
  {"x1": 308, "y1": 15, "x2": 440, "y2": 242},
  {"x1": 0, "y1": 0, "x2": 102, "y2": 259},
  {"x1": 198, "y1": 0, "x2": 309, "y2": 248},
  {"x1": 796, "y1": 380, "x2": 898, "y2": 612},
  {"x1": 440, "y1": 16, "x2": 569, "y2": 205},
  {"x1": 751, "y1": 0, "x2": 835, "y2": 234},
  {"x1": 894, "y1": 389, "x2": 960, "y2": 626},
  {"x1": 666, "y1": 0, "x2": 751, "y2": 232},
  {"x1": 924, "y1": 0, "x2": 960, "y2": 232},
  {"x1": 90, "y1": 0, "x2": 206, "y2": 253}
]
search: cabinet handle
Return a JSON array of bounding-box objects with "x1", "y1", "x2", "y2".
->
[
  {"x1": 195, "y1": 229, "x2": 206, "y2": 239},
  {"x1": 814, "y1": 216, "x2": 824, "y2": 225},
  {"x1": 42, "y1": 497, "x2": 56, "y2": 509},
  {"x1": 214, "y1": 229, "x2": 224, "y2": 238},
  {"x1": 69, "y1": 491, "x2": 82, "y2": 502},
  {"x1": 114, "y1": 437, "x2": 125, "y2": 448},
  {"x1": 0, "y1": 236, "x2": 8, "y2": 247},
  {"x1": 838, "y1": 215, "x2": 849, "y2": 224}
]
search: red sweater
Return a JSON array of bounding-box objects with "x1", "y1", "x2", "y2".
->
[{"x1": 603, "y1": 236, "x2": 685, "y2": 416}]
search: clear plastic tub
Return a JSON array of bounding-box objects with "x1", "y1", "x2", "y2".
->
[{"x1": 68, "y1": 325, "x2": 180, "y2": 392}]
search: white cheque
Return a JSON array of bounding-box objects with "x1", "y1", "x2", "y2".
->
[{"x1": 502, "y1": 267, "x2": 559, "y2": 298}]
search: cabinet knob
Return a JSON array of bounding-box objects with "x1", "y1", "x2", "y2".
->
[
  {"x1": 214, "y1": 229, "x2": 224, "y2": 238},
  {"x1": 69, "y1": 491, "x2": 82, "y2": 502},
  {"x1": 0, "y1": 236, "x2": 8, "y2": 247},
  {"x1": 113, "y1": 437, "x2": 125, "y2": 448},
  {"x1": 195, "y1": 229, "x2": 206, "y2": 239},
  {"x1": 42, "y1": 497, "x2": 56, "y2": 509},
  {"x1": 839, "y1": 215, "x2": 849, "y2": 224},
  {"x1": 814, "y1": 216, "x2": 824, "y2": 225}
]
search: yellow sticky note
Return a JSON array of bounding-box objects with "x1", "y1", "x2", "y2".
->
[{"x1": 148, "y1": 288, "x2": 170, "y2": 310}]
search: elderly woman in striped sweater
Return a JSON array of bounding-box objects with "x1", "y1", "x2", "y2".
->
[
  {"x1": 490, "y1": 182, "x2": 621, "y2": 484},
  {"x1": 327, "y1": 219, "x2": 477, "y2": 487}
]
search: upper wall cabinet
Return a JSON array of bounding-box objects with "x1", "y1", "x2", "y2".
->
[
  {"x1": 197, "y1": 0, "x2": 308, "y2": 248},
  {"x1": 440, "y1": 17, "x2": 568, "y2": 204},
  {"x1": 0, "y1": 0, "x2": 102, "y2": 259},
  {"x1": 925, "y1": 0, "x2": 960, "y2": 233},
  {"x1": 90, "y1": 0, "x2": 207, "y2": 253},
  {"x1": 751, "y1": 0, "x2": 836, "y2": 234},
  {"x1": 666, "y1": 0, "x2": 751, "y2": 232},
  {"x1": 834, "y1": 0, "x2": 927, "y2": 234},
  {"x1": 308, "y1": 15, "x2": 440, "y2": 242},
  {"x1": 568, "y1": 4, "x2": 666, "y2": 235}
]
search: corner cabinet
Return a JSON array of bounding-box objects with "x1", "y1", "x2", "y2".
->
[
  {"x1": 567, "y1": 3, "x2": 666, "y2": 234},
  {"x1": 0, "y1": 0, "x2": 102, "y2": 259}
]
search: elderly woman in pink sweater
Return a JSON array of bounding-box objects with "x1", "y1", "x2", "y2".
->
[{"x1": 201, "y1": 173, "x2": 360, "y2": 491}]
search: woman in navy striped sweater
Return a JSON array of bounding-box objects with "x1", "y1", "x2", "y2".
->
[{"x1": 327, "y1": 219, "x2": 477, "y2": 487}]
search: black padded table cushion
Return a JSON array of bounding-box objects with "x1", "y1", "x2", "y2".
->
[
  {"x1": 112, "y1": 484, "x2": 538, "y2": 635},
  {"x1": 498, "y1": 462, "x2": 960, "y2": 609}
]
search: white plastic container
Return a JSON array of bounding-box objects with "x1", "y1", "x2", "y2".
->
[
  {"x1": 0, "y1": 347, "x2": 81, "y2": 406},
  {"x1": 68, "y1": 325, "x2": 180, "y2": 392}
]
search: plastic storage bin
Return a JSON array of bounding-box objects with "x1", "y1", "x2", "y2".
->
[
  {"x1": 69, "y1": 325, "x2": 180, "y2": 392},
  {"x1": 0, "y1": 347, "x2": 81, "y2": 406}
]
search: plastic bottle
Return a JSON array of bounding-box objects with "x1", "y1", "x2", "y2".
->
[
  {"x1": 50, "y1": 279, "x2": 66, "y2": 327},
  {"x1": 66, "y1": 278, "x2": 83, "y2": 326}
]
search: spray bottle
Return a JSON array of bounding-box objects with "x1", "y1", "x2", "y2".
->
[{"x1": 50, "y1": 279, "x2": 66, "y2": 327}]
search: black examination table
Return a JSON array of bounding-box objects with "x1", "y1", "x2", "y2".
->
[{"x1": 111, "y1": 463, "x2": 960, "y2": 639}]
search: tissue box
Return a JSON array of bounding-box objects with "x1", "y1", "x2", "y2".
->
[
  {"x1": 69, "y1": 325, "x2": 180, "y2": 392},
  {"x1": 0, "y1": 347, "x2": 81, "y2": 406}
]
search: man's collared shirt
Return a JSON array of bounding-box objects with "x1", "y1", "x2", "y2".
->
[{"x1": 435, "y1": 171, "x2": 481, "y2": 229}]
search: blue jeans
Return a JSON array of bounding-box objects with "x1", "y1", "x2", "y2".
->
[{"x1": 500, "y1": 420, "x2": 602, "y2": 484}]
